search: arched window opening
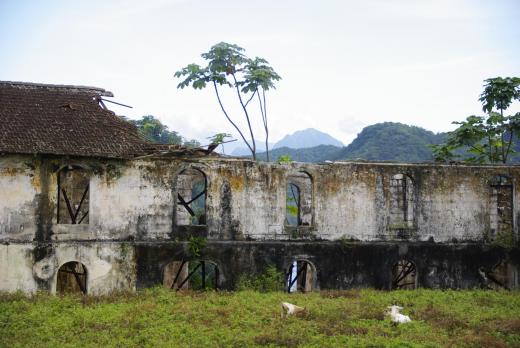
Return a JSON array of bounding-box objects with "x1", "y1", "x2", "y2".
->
[
  {"x1": 56, "y1": 261, "x2": 87, "y2": 294},
  {"x1": 163, "y1": 260, "x2": 219, "y2": 291},
  {"x1": 57, "y1": 166, "x2": 89, "y2": 224},
  {"x1": 481, "y1": 260, "x2": 518, "y2": 290},
  {"x1": 286, "y1": 183, "x2": 300, "y2": 226},
  {"x1": 389, "y1": 174, "x2": 414, "y2": 229},
  {"x1": 286, "y1": 172, "x2": 313, "y2": 226},
  {"x1": 176, "y1": 168, "x2": 207, "y2": 226},
  {"x1": 392, "y1": 259, "x2": 417, "y2": 290},
  {"x1": 286, "y1": 260, "x2": 315, "y2": 293},
  {"x1": 489, "y1": 175, "x2": 513, "y2": 240}
]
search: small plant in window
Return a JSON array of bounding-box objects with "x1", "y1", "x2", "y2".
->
[
  {"x1": 176, "y1": 168, "x2": 207, "y2": 226},
  {"x1": 339, "y1": 235, "x2": 349, "y2": 252},
  {"x1": 285, "y1": 183, "x2": 300, "y2": 226},
  {"x1": 188, "y1": 235, "x2": 207, "y2": 257},
  {"x1": 190, "y1": 208, "x2": 206, "y2": 225}
]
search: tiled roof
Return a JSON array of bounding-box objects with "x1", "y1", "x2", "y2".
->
[{"x1": 0, "y1": 81, "x2": 150, "y2": 159}]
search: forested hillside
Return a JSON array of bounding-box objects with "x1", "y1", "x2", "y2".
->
[
  {"x1": 256, "y1": 122, "x2": 447, "y2": 163},
  {"x1": 337, "y1": 122, "x2": 447, "y2": 162}
]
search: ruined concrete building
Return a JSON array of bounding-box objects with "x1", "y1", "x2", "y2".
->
[{"x1": 0, "y1": 81, "x2": 518, "y2": 295}]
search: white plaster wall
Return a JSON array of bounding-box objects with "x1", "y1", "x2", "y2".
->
[
  {"x1": 53, "y1": 162, "x2": 174, "y2": 241},
  {"x1": 0, "y1": 157, "x2": 38, "y2": 241},
  {"x1": 0, "y1": 244, "x2": 38, "y2": 292},
  {"x1": 243, "y1": 166, "x2": 280, "y2": 239},
  {"x1": 33, "y1": 242, "x2": 136, "y2": 295},
  {"x1": 419, "y1": 179, "x2": 488, "y2": 242},
  {"x1": 318, "y1": 179, "x2": 379, "y2": 240},
  {"x1": 0, "y1": 242, "x2": 135, "y2": 294}
]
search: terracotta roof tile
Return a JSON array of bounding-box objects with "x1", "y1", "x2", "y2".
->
[{"x1": 0, "y1": 81, "x2": 149, "y2": 159}]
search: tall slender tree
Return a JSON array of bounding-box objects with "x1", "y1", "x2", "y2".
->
[{"x1": 174, "y1": 42, "x2": 281, "y2": 160}]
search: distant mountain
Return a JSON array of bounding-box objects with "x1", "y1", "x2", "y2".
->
[
  {"x1": 229, "y1": 140, "x2": 274, "y2": 156},
  {"x1": 254, "y1": 122, "x2": 448, "y2": 163},
  {"x1": 337, "y1": 122, "x2": 447, "y2": 162},
  {"x1": 273, "y1": 128, "x2": 344, "y2": 149},
  {"x1": 230, "y1": 147, "x2": 251, "y2": 156}
]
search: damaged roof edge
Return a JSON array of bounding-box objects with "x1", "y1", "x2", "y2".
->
[{"x1": 0, "y1": 81, "x2": 114, "y2": 97}]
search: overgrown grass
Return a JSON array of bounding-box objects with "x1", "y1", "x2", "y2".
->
[{"x1": 1, "y1": 289, "x2": 519, "y2": 347}]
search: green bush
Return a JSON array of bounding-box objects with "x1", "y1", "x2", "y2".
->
[
  {"x1": 236, "y1": 265, "x2": 285, "y2": 292},
  {"x1": 188, "y1": 235, "x2": 207, "y2": 257}
]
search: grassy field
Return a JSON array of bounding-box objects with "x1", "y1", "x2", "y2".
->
[{"x1": 1, "y1": 288, "x2": 519, "y2": 347}]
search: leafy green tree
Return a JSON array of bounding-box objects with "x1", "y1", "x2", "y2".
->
[
  {"x1": 132, "y1": 115, "x2": 183, "y2": 144},
  {"x1": 132, "y1": 115, "x2": 205, "y2": 149},
  {"x1": 431, "y1": 77, "x2": 520, "y2": 164},
  {"x1": 174, "y1": 42, "x2": 281, "y2": 160}
]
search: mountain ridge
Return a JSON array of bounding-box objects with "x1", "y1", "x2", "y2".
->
[{"x1": 273, "y1": 128, "x2": 344, "y2": 149}]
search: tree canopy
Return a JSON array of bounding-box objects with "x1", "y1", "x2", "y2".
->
[
  {"x1": 431, "y1": 77, "x2": 520, "y2": 164},
  {"x1": 131, "y1": 115, "x2": 200, "y2": 148}
]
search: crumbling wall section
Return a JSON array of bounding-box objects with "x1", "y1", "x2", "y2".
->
[
  {"x1": 135, "y1": 241, "x2": 520, "y2": 291},
  {"x1": 1, "y1": 155, "x2": 520, "y2": 244},
  {"x1": 0, "y1": 242, "x2": 136, "y2": 294}
]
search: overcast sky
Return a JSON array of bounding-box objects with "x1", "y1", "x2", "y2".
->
[{"x1": 1, "y1": 0, "x2": 519, "y2": 148}]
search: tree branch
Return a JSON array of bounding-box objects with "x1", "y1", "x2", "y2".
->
[
  {"x1": 244, "y1": 89, "x2": 257, "y2": 108},
  {"x1": 487, "y1": 134, "x2": 493, "y2": 162},
  {"x1": 504, "y1": 129, "x2": 514, "y2": 163},
  {"x1": 501, "y1": 132, "x2": 505, "y2": 163},
  {"x1": 213, "y1": 81, "x2": 253, "y2": 154},
  {"x1": 499, "y1": 108, "x2": 505, "y2": 163},
  {"x1": 232, "y1": 73, "x2": 256, "y2": 159},
  {"x1": 468, "y1": 144, "x2": 486, "y2": 157},
  {"x1": 263, "y1": 88, "x2": 267, "y2": 141},
  {"x1": 257, "y1": 88, "x2": 269, "y2": 161}
]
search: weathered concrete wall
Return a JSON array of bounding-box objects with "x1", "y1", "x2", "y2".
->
[
  {"x1": 3, "y1": 155, "x2": 519, "y2": 243},
  {"x1": 0, "y1": 242, "x2": 135, "y2": 294},
  {"x1": 1, "y1": 240, "x2": 517, "y2": 293},
  {"x1": 0, "y1": 243, "x2": 38, "y2": 292},
  {"x1": 136, "y1": 241, "x2": 520, "y2": 291},
  {"x1": 1, "y1": 154, "x2": 519, "y2": 293},
  {"x1": 0, "y1": 156, "x2": 39, "y2": 241}
]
